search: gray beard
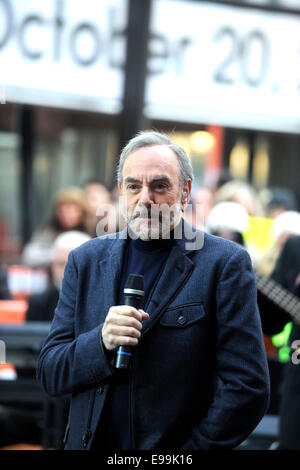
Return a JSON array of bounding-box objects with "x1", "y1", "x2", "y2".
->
[{"x1": 120, "y1": 200, "x2": 182, "y2": 241}]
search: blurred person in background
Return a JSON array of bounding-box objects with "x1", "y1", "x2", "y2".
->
[
  {"x1": 258, "y1": 211, "x2": 300, "y2": 277},
  {"x1": 186, "y1": 186, "x2": 214, "y2": 230},
  {"x1": 83, "y1": 179, "x2": 112, "y2": 214},
  {"x1": 259, "y1": 235, "x2": 300, "y2": 450},
  {"x1": 22, "y1": 187, "x2": 94, "y2": 269},
  {"x1": 206, "y1": 201, "x2": 249, "y2": 247},
  {"x1": 99, "y1": 183, "x2": 128, "y2": 234},
  {"x1": 213, "y1": 169, "x2": 234, "y2": 192},
  {"x1": 206, "y1": 201, "x2": 300, "y2": 446},
  {"x1": 26, "y1": 231, "x2": 91, "y2": 322},
  {"x1": 213, "y1": 179, "x2": 264, "y2": 217},
  {"x1": 264, "y1": 187, "x2": 297, "y2": 219},
  {"x1": 83, "y1": 179, "x2": 117, "y2": 236},
  {"x1": 0, "y1": 231, "x2": 90, "y2": 450}
]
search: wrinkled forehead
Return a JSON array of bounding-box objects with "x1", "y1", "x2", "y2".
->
[{"x1": 122, "y1": 145, "x2": 181, "y2": 182}]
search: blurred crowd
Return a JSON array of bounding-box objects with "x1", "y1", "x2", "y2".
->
[
  {"x1": 2, "y1": 173, "x2": 300, "y2": 288},
  {"x1": 1, "y1": 171, "x2": 300, "y2": 449}
]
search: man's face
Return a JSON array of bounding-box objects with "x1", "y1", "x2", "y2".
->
[{"x1": 118, "y1": 145, "x2": 189, "y2": 240}]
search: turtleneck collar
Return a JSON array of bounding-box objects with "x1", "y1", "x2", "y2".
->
[{"x1": 128, "y1": 226, "x2": 178, "y2": 252}]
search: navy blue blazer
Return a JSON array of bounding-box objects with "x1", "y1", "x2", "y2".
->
[{"x1": 36, "y1": 223, "x2": 270, "y2": 450}]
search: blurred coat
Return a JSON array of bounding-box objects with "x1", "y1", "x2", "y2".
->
[{"x1": 26, "y1": 284, "x2": 59, "y2": 322}]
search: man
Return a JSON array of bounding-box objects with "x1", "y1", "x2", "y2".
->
[{"x1": 37, "y1": 131, "x2": 270, "y2": 451}]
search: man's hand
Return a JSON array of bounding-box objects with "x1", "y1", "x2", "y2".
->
[{"x1": 102, "y1": 306, "x2": 149, "y2": 352}]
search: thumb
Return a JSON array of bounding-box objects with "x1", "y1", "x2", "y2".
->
[{"x1": 139, "y1": 309, "x2": 150, "y2": 320}]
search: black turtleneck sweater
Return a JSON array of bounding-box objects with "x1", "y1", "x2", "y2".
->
[{"x1": 94, "y1": 235, "x2": 175, "y2": 451}]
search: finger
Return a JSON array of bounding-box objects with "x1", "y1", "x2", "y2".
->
[
  {"x1": 138, "y1": 309, "x2": 150, "y2": 320},
  {"x1": 102, "y1": 333, "x2": 139, "y2": 350},
  {"x1": 110, "y1": 306, "x2": 143, "y2": 321},
  {"x1": 107, "y1": 324, "x2": 142, "y2": 339},
  {"x1": 113, "y1": 335, "x2": 139, "y2": 347},
  {"x1": 107, "y1": 312, "x2": 143, "y2": 330}
]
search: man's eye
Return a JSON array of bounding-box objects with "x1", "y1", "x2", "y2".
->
[
  {"x1": 153, "y1": 183, "x2": 168, "y2": 191},
  {"x1": 127, "y1": 184, "x2": 139, "y2": 191}
]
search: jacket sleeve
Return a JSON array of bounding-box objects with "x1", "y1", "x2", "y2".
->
[
  {"x1": 181, "y1": 247, "x2": 270, "y2": 450},
  {"x1": 36, "y1": 251, "x2": 114, "y2": 397}
]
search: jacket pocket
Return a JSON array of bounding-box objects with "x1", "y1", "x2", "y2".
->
[{"x1": 160, "y1": 303, "x2": 205, "y2": 328}]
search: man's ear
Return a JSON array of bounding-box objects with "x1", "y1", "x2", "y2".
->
[
  {"x1": 118, "y1": 180, "x2": 122, "y2": 193},
  {"x1": 180, "y1": 181, "x2": 192, "y2": 212},
  {"x1": 181, "y1": 180, "x2": 192, "y2": 204}
]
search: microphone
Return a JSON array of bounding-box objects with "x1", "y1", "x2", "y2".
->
[{"x1": 115, "y1": 273, "x2": 144, "y2": 370}]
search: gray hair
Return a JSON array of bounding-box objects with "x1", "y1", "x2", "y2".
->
[
  {"x1": 117, "y1": 131, "x2": 194, "y2": 188},
  {"x1": 53, "y1": 230, "x2": 91, "y2": 253}
]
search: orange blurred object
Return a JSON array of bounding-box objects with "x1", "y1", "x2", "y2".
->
[
  {"x1": 0, "y1": 444, "x2": 43, "y2": 450},
  {"x1": 0, "y1": 363, "x2": 17, "y2": 380},
  {"x1": 0, "y1": 300, "x2": 28, "y2": 324},
  {"x1": 263, "y1": 334, "x2": 278, "y2": 359}
]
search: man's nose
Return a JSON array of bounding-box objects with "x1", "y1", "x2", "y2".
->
[{"x1": 138, "y1": 186, "x2": 154, "y2": 205}]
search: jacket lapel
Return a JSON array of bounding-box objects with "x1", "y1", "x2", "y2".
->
[
  {"x1": 142, "y1": 222, "x2": 197, "y2": 333},
  {"x1": 97, "y1": 222, "x2": 201, "y2": 330},
  {"x1": 98, "y1": 230, "x2": 128, "y2": 319}
]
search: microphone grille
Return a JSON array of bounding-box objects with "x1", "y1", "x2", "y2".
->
[{"x1": 125, "y1": 274, "x2": 144, "y2": 292}]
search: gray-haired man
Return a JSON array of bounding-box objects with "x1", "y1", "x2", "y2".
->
[{"x1": 37, "y1": 131, "x2": 269, "y2": 451}]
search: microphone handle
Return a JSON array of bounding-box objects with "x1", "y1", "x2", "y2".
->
[{"x1": 115, "y1": 294, "x2": 143, "y2": 370}]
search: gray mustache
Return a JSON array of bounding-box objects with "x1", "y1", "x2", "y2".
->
[
  {"x1": 133, "y1": 208, "x2": 152, "y2": 219},
  {"x1": 126, "y1": 202, "x2": 181, "y2": 221},
  {"x1": 132, "y1": 208, "x2": 178, "y2": 221}
]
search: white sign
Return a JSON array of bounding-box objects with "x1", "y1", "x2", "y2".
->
[
  {"x1": 0, "y1": 82, "x2": 5, "y2": 103},
  {"x1": 0, "y1": 0, "x2": 127, "y2": 113},
  {"x1": 146, "y1": 0, "x2": 300, "y2": 133},
  {"x1": 1, "y1": 0, "x2": 300, "y2": 133}
]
